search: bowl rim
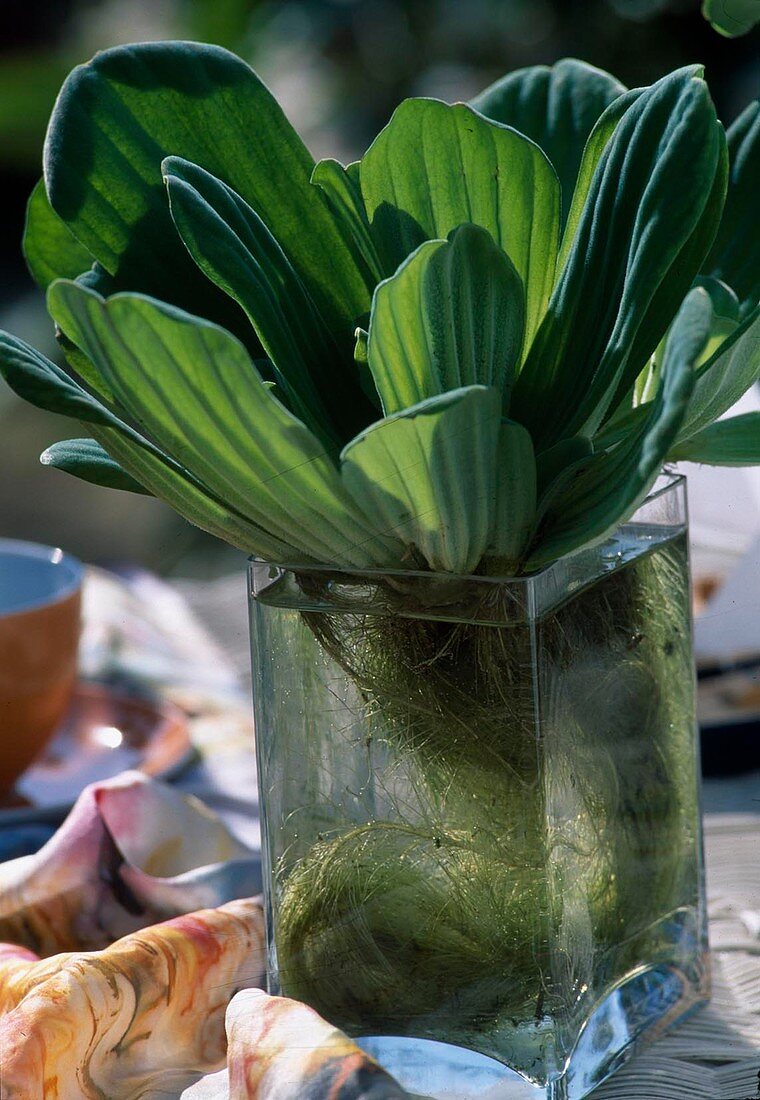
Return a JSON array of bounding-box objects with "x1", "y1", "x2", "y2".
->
[{"x1": 0, "y1": 537, "x2": 84, "y2": 620}]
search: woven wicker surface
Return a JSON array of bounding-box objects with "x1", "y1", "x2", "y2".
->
[{"x1": 587, "y1": 816, "x2": 760, "y2": 1099}]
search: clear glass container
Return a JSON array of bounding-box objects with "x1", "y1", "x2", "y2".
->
[{"x1": 248, "y1": 473, "x2": 708, "y2": 1099}]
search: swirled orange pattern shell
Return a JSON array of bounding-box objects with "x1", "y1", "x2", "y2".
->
[
  {"x1": 0, "y1": 771, "x2": 260, "y2": 955},
  {"x1": 225, "y1": 989, "x2": 409, "y2": 1099},
  {"x1": 0, "y1": 772, "x2": 413, "y2": 1097},
  {"x1": 0, "y1": 898, "x2": 265, "y2": 1098}
]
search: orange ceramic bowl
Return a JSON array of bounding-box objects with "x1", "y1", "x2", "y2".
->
[{"x1": 0, "y1": 540, "x2": 83, "y2": 796}]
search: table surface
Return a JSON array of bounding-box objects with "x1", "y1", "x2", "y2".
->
[
  {"x1": 1, "y1": 567, "x2": 756, "y2": 1099},
  {"x1": 584, "y1": 815, "x2": 760, "y2": 1100},
  {"x1": 177, "y1": 575, "x2": 760, "y2": 1100}
]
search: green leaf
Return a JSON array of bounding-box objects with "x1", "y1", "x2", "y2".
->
[
  {"x1": 352, "y1": 327, "x2": 381, "y2": 409},
  {"x1": 512, "y1": 67, "x2": 725, "y2": 450},
  {"x1": 525, "y1": 290, "x2": 704, "y2": 568},
  {"x1": 100, "y1": 423, "x2": 311, "y2": 558},
  {"x1": 354, "y1": 327, "x2": 369, "y2": 366},
  {"x1": 41, "y1": 438, "x2": 152, "y2": 494},
  {"x1": 694, "y1": 275, "x2": 742, "y2": 322},
  {"x1": 47, "y1": 280, "x2": 403, "y2": 569},
  {"x1": 592, "y1": 403, "x2": 649, "y2": 451},
  {"x1": 359, "y1": 98, "x2": 560, "y2": 354},
  {"x1": 485, "y1": 419, "x2": 536, "y2": 573},
  {"x1": 163, "y1": 156, "x2": 369, "y2": 445},
  {"x1": 678, "y1": 300, "x2": 760, "y2": 440},
  {"x1": 702, "y1": 0, "x2": 760, "y2": 36},
  {"x1": 630, "y1": 277, "x2": 736, "y2": 412},
  {"x1": 0, "y1": 327, "x2": 300, "y2": 559},
  {"x1": 341, "y1": 386, "x2": 502, "y2": 574},
  {"x1": 367, "y1": 225, "x2": 525, "y2": 416},
  {"x1": 614, "y1": 128, "x2": 729, "y2": 405},
  {"x1": 87, "y1": 423, "x2": 307, "y2": 560},
  {"x1": 704, "y1": 101, "x2": 760, "y2": 311},
  {"x1": 535, "y1": 435, "x2": 593, "y2": 499},
  {"x1": 44, "y1": 41, "x2": 370, "y2": 348},
  {"x1": 23, "y1": 180, "x2": 94, "y2": 291},
  {"x1": 470, "y1": 58, "x2": 625, "y2": 230},
  {"x1": 692, "y1": 275, "x2": 741, "y2": 364},
  {"x1": 607, "y1": 101, "x2": 729, "y2": 425},
  {"x1": 670, "y1": 412, "x2": 760, "y2": 464},
  {"x1": 0, "y1": 329, "x2": 112, "y2": 426},
  {"x1": 632, "y1": 334, "x2": 666, "y2": 409},
  {"x1": 557, "y1": 89, "x2": 642, "y2": 273},
  {"x1": 532, "y1": 446, "x2": 599, "y2": 534},
  {"x1": 311, "y1": 158, "x2": 384, "y2": 284}
]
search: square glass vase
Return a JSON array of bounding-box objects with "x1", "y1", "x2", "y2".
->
[{"x1": 248, "y1": 473, "x2": 708, "y2": 1100}]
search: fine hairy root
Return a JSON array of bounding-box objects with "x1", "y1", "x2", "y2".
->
[{"x1": 269, "y1": 534, "x2": 699, "y2": 1060}]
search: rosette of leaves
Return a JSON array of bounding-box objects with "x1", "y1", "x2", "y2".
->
[{"x1": 2, "y1": 46, "x2": 758, "y2": 576}]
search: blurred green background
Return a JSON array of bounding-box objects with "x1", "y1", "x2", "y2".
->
[{"x1": 0, "y1": 0, "x2": 757, "y2": 575}]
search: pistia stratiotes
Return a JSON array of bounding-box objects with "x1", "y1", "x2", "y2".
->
[{"x1": 1, "y1": 46, "x2": 759, "y2": 575}]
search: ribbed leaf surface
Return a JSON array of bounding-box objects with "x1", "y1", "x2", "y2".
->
[
  {"x1": 678, "y1": 301, "x2": 760, "y2": 440},
  {"x1": 526, "y1": 290, "x2": 706, "y2": 567},
  {"x1": 0, "y1": 329, "x2": 115, "y2": 427},
  {"x1": 705, "y1": 101, "x2": 760, "y2": 312},
  {"x1": 311, "y1": 158, "x2": 384, "y2": 284},
  {"x1": 341, "y1": 386, "x2": 501, "y2": 574},
  {"x1": 486, "y1": 420, "x2": 536, "y2": 573},
  {"x1": 360, "y1": 99, "x2": 560, "y2": 353},
  {"x1": 512, "y1": 67, "x2": 725, "y2": 450},
  {"x1": 163, "y1": 157, "x2": 368, "y2": 445},
  {"x1": 556, "y1": 88, "x2": 641, "y2": 272},
  {"x1": 47, "y1": 282, "x2": 403, "y2": 568},
  {"x1": 471, "y1": 58, "x2": 626, "y2": 230},
  {"x1": 671, "y1": 412, "x2": 760, "y2": 464},
  {"x1": 44, "y1": 42, "x2": 370, "y2": 349},
  {"x1": 41, "y1": 438, "x2": 151, "y2": 494},
  {"x1": 0, "y1": 328, "x2": 296, "y2": 558},
  {"x1": 367, "y1": 225, "x2": 524, "y2": 415},
  {"x1": 87, "y1": 423, "x2": 304, "y2": 560},
  {"x1": 23, "y1": 180, "x2": 93, "y2": 290}
]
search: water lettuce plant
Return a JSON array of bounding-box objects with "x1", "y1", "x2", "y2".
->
[
  {"x1": 3, "y1": 47, "x2": 755, "y2": 1088},
  {"x1": 1, "y1": 45, "x2": 758, "y2": 577}
]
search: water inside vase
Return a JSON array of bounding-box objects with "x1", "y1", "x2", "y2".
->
[{"x1": 251, "y1": 518, "x2": 707, "y2": 1098}]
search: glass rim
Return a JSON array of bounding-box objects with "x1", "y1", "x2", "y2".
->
[{"x1": 248, "y1": 471, "x2": 686, "y2": 588}]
